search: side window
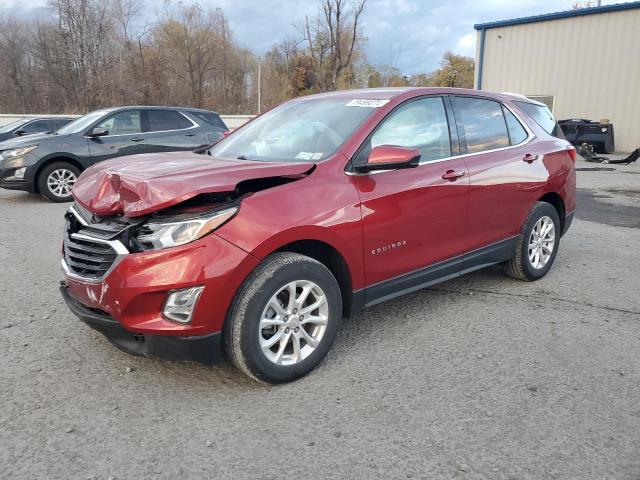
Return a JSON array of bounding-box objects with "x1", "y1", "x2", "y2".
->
[
  {"x1": 97, "y1": 111, "x2": 141, "y2": 135},
  {"x1": 503, "y1": 107, "x2": 528, "y2": 145},
  {"x1": 452, "y1": 97, "x2": 510, "y2": 154},
  {"x1": 54, "y1": 119, "x2": 72, "y2": 130},
  {"x1": 190, "y1": 111, "x2": 227, "y2": 129},
  {"x1": 145, "y1": 110, "x2": 192, "y2": 132},
  {"x1": 368, "y1": 97, "x2": 451, "y2": 163},
  {"x1": 22, "y1": 120, "x2": 51, "y2": 134},
  {"x1": 514, "y1": 100, "x2": 563, "y2": 138}
]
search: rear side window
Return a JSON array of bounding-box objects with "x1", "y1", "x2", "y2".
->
[
  {"x1": 190, "y1": 111, "x2": 227, "y2": 129},
  {"x1": 514, "y1": 101, "x2": 562, "y2": 137},
  {"x1": 452, "y1": 97, "x2": 510, "y2": 154},
  {"x1": 502, "y1": 107, "x2": 528, "y2": 145},
  {"x1": 145, "y1": 110, "x2": 193, "y2": 132},
  {"x1": 368, "y1": 97, "x2": 451, "y2": 162}
]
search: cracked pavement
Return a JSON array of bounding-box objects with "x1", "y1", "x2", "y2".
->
[{"x1": 1, "y1": 157, "x2": 639, "y2": 479}]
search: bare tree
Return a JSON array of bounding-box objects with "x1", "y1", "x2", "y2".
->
[{"x1": 302, "y1": 0, "x2": 366, "y2": 91}]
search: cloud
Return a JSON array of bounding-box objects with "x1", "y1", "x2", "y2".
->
[{"x1": 2, "y1": 0, "x2": 609, "y2": 74}]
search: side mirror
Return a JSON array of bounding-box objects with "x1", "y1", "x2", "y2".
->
[
  {"x1": 89, "y1": 127, "x2": 109, "y2": 137},
  {"x1": 14, "y1": 129, "x2": 26, "y2": 136},
  {"x1": 356, "y1": 145, "x2": 421, "y2": 172}
]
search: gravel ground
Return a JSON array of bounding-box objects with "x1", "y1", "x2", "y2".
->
[{"x1": 1, "y1": 157, "x2": 639, "y2": 479}]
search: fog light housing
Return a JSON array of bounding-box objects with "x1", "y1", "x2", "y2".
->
[
  {"x1": 162, "y1": 286, "x2": 204, "y2": 324},
  {"x1": 14, "y1": 167, "x2": 27, "y2": 179}
]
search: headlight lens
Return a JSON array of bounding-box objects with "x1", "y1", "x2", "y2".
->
[
  {"x1": 135, "y1": 206, "x2": 237, "y2": 251},
  {"x1": 0, "y1": 145, "x2": 37, "y2": 160}
]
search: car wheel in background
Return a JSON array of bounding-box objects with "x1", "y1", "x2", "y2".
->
[
  {"x1": 504, "y1": 201, "x2": 561, "y2": 281},
  {"x1": 37, "y1": 162, "x2": 80, "y2": 202},
  {"x1": 224, "y1": 252, "x2": 342, "y2": 384}
]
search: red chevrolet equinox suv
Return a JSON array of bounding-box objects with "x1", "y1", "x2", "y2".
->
[{"x1": 60, "y1": 88, "x2": 576, "y2": 383}]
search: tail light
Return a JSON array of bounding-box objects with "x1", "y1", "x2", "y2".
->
[{"x1": 566, "y1": 146, "x2": 577, "y2": 162}]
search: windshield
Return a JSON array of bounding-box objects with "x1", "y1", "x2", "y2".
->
[
  {"x1": 56, "y1": 110, "x2": 111, "y2": 135},
  {"x1": 0, "y1": 119, "x2": 29, "y2": 133},
  {"x1": 209, "y1": 99, "x2": 380, "y2": 162}
]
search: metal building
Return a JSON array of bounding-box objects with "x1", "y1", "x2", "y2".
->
[{"x1": 474, "y1": 2, "x2": 640, "y2": 152}]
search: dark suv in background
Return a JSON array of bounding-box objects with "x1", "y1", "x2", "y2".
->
[
  {"x1": 0, "y1": 117, "x2": 74, "y2": 142},
  {"x1": 0, "y1": 106, "x2": 228, "y2": 202}
]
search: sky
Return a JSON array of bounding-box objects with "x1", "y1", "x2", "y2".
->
[{"x1": 2, "y1": 0, "x2": 620, "y2": 74}]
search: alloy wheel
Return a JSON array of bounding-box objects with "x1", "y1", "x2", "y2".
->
[
  {"x1": 259, "y1": 280, "x2": 329, "y2": 366},
  {"x1": 47, "y1": 168, "x2": 77, "y2": 198},
  {"x1": 528, "y1": 215, "x2": 556, "y2": 269}
]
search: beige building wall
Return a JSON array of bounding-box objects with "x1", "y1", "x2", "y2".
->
[{"x1": 475, "y1": 8, "x2": 640, "y2": 152}]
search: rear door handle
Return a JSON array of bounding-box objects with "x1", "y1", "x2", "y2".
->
[
  {"x1": 131, "y1": 137, "x2": 145, "y2": 142},
  {"x1": 523, "y1": 153, "x2": 539, "y2": 163},
  {"x1": 185, "y1": 133, "x2": 196, "y2": 137},
  {"x1": 442, "y1": 169, "x2": 466, "y2": 181}
]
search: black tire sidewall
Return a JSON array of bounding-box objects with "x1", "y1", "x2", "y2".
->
[
  {"x1": 240, "y1": 260, "x2": 341, "y2": 383},
  {"x1": 38, "y1": 162, "x2": 80, "y2": 202},
  {"x1": 520, "y1": 203, "x2": 561, "y2": 279}
]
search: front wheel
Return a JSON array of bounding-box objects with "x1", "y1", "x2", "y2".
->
[
  {"x1": 504, "y1": 201, "x2": 561, "y2": 281},
  {"x1": 37, "y1": 161, "x2": 80, "y2": 202},
  {"x1": 224, "y1": 253, "x2": 342, "y2": 384}
]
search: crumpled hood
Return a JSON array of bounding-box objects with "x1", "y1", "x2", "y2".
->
[
  {"x1": 72, "y1": 151, "x2": 314, "y2": 217},
  {"x1": 0, "y1": 132, "x2": 59, "y2": 150}
]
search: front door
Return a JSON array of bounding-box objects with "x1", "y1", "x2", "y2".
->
[
  {"x1": 87, "y1": 109, "x2": 146, "y2": 164},
  {"x1": 352, "y1": 96, "x2": 469, "y2": 302}
]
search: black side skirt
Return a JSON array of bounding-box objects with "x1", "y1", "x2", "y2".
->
[{"x1": 349, "y1": 236, "x2": 517, "y2": 314}]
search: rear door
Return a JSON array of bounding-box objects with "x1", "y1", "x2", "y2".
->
[
  {"x1": 141, "y1": 109, "x2": 205, "y2": 153},
  {"x1": 87, "y1": 109, "x2": 146, "y2": 164},
  {"x1": 451, "y1": 95, "x2": 546, "y2": 256},
  {"x1": 353, "y1": 96, "x2": 469, "y2": 297}
]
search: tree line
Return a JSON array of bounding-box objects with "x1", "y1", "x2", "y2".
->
[{"x1": 0, "y1": 0, "x2": 474, "y2": 115}]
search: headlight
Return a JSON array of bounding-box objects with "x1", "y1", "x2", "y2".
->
[
  {"x1": 135, "y1": 206, "x2": 237, "y2": 251},
  {"x1": 0, "y1": 145, "x2": 37, "y2": 160}
]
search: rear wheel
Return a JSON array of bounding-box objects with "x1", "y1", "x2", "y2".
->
[
  {"x1": 224, "y1": 253, "x2": 342, "y2": 384},
  {"x1": 37, "y1": 161, "x2": 80, "y2": 202},
  {"x1": 504, "y1": 201, "x2": 561, "y2": 281}
]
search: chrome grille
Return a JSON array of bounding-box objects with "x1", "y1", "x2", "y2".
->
[
  {"x1": 63, "y1": 233, "x2": 118, "y2": 280},
  {"x1": 62, "y1": 205, "x2": 129, "y2": 282}
]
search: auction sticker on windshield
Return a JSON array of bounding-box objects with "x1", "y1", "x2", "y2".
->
[{"x1": 346, "y1": 99, "x2": 389, "y2": 108}]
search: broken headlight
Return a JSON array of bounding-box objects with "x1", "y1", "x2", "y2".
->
[{"x1": 134, "y1": 207, "x2": 237, "y2": 251}]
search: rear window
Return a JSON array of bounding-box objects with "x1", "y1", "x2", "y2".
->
[
  {"x1": 514, "y1": 101, "x2": 564, "y2": 138},
  {"x1": 190, "y1": 111, "x2": 227, "y2": 130}
]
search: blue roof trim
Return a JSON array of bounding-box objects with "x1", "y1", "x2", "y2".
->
[{"x1": 474, "y1": 1, "x2": 640, "y2": 30}]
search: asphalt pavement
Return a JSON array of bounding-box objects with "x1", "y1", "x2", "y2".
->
[{"x1": 1, "y1": 157, "x2": 639, "y2": 479}]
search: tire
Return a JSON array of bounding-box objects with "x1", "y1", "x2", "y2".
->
[
  {"x1": 224, "y1": 252, "x2": 342, "y2": 384},
  {"x1": 37, "y1": 161, "x2": 80, "y2": 202},
  {"x1": 504, "y1": 201, "x2": 561, "y2": 281}
]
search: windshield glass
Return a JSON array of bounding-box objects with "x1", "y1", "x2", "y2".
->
[
  {"x1": 0, "y1": 119, "x2": 29, "y2": 133},
  {"x1": 209, "y1": 99, "x2": 380, "y2": 162},
  {"x1": 56, "y1": 110, "x2": 111, "y2": 135}
]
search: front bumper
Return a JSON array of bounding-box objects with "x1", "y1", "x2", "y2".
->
[{"x1": 61, "y1": 283, "x2": 222, "y2": 364}]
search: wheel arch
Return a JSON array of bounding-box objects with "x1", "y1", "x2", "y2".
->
[
  {"x1": 537, "y1": 192, "x2": 566, "y2": 232},
  {"x1": 272, "y1": 239, "x2": 354, "y2": 318},
  {"x1": 33, "y1": 156, "x2": 84, "y2": 193}
]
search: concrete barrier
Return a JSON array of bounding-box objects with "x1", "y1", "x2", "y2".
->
[{"x1": 0, "y1": 113, "x2": 255, "y2": 129}]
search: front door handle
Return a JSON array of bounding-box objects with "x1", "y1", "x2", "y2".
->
[
  {"x1": 523, "y1": 153, "x2": 539, "y2": 163},
  {"x1": 442, "y1": 169, "x2": 466, "y2": 181},
  {"x1": 131, "y1": 137, "x2": 145, "y2": 142},
  {"x1": 185, "y1": 133, "x2": 196, "y2": 137}
]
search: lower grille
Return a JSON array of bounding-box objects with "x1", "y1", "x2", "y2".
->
[{"x1": 63, "y1": 234, "x2": 119, "y2": 280}]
